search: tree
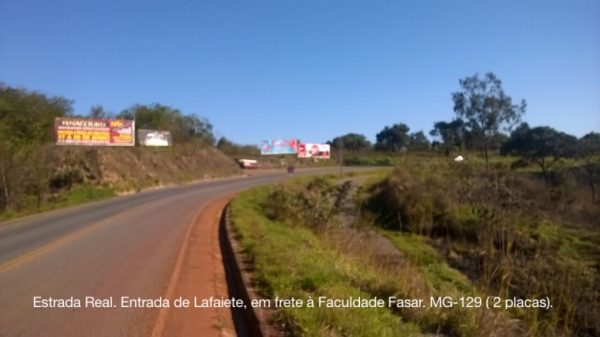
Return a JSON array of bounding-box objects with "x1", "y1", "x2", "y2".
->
[
  {"x1": 500, "y1": 124, "x2": 577, "y2": 182},
  {"x1": 118, "y1": 104, "x2": 178, "y2": 130},
  {"x1": 0, "y1": 84, "x2": 72, "y2": 212},
  {"x1": 578, "y1": 132, "x2": 600, "y2": 162},
  {"x1": 489, "y1": 132, "x2": 509, "y2": 152},
  {"x1": 216, "y1": 137, "x2": 235, "y2": 151},
  {"x1": 216, "y1": 137, "x2": 260, "y2": 156},
  {"x1": 577, "y1": 132, "x2": 600, "y2": 202},
  {"x1": 430, "y1": 118, "x2": 467, "y2": 155},
  {"x1": 0, "y1": 84, "x2": 72, "y2": 146},
  {"x1": 375, "y1": 123, "x2": 411, "y2": 152},
  {"x1": 117, "y1": 104, "x2": 214, "y2": 145},
  {"x1": 409, "y1": 131, "x2": 430, "y2": 151},
  {"x1": 452, "y1": 72, "x2": 526, "y2": 164},
  {"x1": 328, "y1": 133, "x2": 371, "y2": 152},
  {"x1": 89, "y1": 105, "x2": 111, "y2": 119},
  {"x1": 183, "y1": 113, "x2": 215, "y2": 145}
]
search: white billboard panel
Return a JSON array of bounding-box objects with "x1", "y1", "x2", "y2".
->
[
  {"x1": 138, "y1": 129, "x2": 172, "y2": 147},
  {"x1": 297, "y1": 143, "x2": 330, "y2": 159}
]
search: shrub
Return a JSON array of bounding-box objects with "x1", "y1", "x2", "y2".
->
[
  {"x1": 263, "y1": 178, "x2": 353, "y2": 232},
  {"x1": 366, "y1": 163, "x2": 600, "y2": 336}
]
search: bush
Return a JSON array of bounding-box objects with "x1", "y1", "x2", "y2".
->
[
  {"x1": 264, "y1": 177, "x2": 353, "y2": 231},
  {"x1": 49, "y1": 168, "x2": 85, "y2": 191},
  {"x1": 366, "y1": 163, "x2": 600, "y2": 336}
]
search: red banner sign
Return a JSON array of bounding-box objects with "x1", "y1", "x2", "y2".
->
[{"x1": 55, "y1": 117, "x2": 135, "y2": 146}]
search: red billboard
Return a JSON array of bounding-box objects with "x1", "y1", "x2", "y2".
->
[
  {"x1": 297, "y1": 143, "x2": 331, "y2": 159},
  {"x1": 55, "y1": 117, "x2": 135, "y2": 146}
]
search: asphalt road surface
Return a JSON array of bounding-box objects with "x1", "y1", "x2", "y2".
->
[{"x1": 0, "y1": 167, "x2": 367, "y2": 337}]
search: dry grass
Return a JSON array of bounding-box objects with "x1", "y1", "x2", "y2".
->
[{"x1": 365, "y1": 160, "x2": 599, "y2": 337}]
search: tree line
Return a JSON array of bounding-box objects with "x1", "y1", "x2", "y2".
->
[
  {"x1": 327, "y1": 72, "x2": 599, "y2": 200},
  {"x1": 0, "y1": 84, "x2": 216, "y2": 146},
  {"x1": 330, "y1": 73, "x2": 525, "y2": 156},
  {"x1": 1, "y1": 71, "x2": 598, "y2": 213},
  {"x1": 0, "y1": 83, "x2": 216, "y2": 213}
]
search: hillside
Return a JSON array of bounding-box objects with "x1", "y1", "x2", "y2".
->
[
  {"x1": 1, "y1": 144, "x2": 242, "y2": 220},
  {"x1": 57, "y1": 145, "x2": 242, "y2": 190},
  {"x1": 229, "y1": 159, "x2": 599, "y2": 337}
]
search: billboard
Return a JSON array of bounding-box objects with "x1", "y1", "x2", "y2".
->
[
  {"x1": 297, "y1": 143, "x2": 331, "y2": 159},
  {"x1": 260, "y1": 139, "x2": 298, "y2": 155},
  {"x1": 138, "y1": 129, "x2": 172, "y2": 147},
  {"x1": 55, "y1": 118, "x2": 135, "y2": 146}
]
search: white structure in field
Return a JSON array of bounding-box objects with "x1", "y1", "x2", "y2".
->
[{"x1": 454, "y1": 155, "x2": 464, "y2": 162}]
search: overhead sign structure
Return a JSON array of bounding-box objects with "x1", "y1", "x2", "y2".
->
[
  {"x1": 138, "y1": 129, "x2": 172, "y2": 147},
  {"x1": 55, "y1": 117, "x2": 135, "y2": 146},
  {"x1": 260, "y1": 139, "x2": 298, "y2": 155},
  {"x1": 297, "y1": 143, "x2": 331, "y2": 159}
]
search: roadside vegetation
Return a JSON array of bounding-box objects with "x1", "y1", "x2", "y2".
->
[
  {"x1": 0, "y1": 84, "x2": 237, "y2": 221},
  {"x1": 366, "y1": 161, "x2": 599, "y2": 336},
  {"x1": 3, "y1": 71, "x2": 598, "y2": 221},
  {"x1": 230, "y1": 153, "x2": 598, "y2": 336},
  {"x1": 231, "y1": 184, "x2": 424, "y2": 337},
  {"x1": 230, "y1": 172, "x2": 513, "y2": 336}
]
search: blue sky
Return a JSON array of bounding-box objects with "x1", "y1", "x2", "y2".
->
[{"x1": 1, "y1": 0, "x2": 598, "y2": 145}]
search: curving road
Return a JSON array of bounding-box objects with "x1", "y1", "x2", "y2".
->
[{"x1": 0, "y1": 167, "x2": 364, "y2": 337}]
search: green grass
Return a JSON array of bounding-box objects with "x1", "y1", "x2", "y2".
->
[
  {"x1": 346, "y1": 167, "x2": 393, "y2": 181},
  {"x1": 230, "y1": 186, "x2": 424, "y2": 337},
  {"x1": 531, "y1": 220, "x2": 597, "y2": 261},
  {"x1": 363, "y1": 158, "x2": 600, "y2": 336},
  {"x1": 0, "y1": 185, "x2": 115, "y2": 223},
  {"x1": 379, "y1": 230, "x2": 477, "y2": 296},
  {"x1": 229, "y1": 176, "x2": 493, "y2": 336},
  {"x1": 63, "y1": 185, "x2": 115, "y2": 206},
  {"x1": 342, "y1": 154, "x2": 403, "y2": 166}
]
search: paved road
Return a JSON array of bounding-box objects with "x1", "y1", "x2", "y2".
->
[{"x1": 0, "y1": 167, "x2": 364, "y2": 337}]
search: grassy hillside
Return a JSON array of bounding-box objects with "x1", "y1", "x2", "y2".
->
[
  {"x1": 0, "y1": 144, "x2": 241, "y2": 221},
  {"x1": 230, "y1": 183, "x2": 426, "y2": 337},
  {"x1": 365, "y1": 161, "x2": 599, "y2": 337},
  {"x1": 229, "y1": 159, "x2": 599, "y2": 337},
  {"x1": 0, "y1": 85, "x2": 243, "y2": 221}
]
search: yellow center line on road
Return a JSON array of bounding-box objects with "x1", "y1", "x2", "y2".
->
[{"x1": 0, "y1": 196, "x2": 180, "y2": 274}]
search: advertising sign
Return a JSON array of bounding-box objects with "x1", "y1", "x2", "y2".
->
[
  {"x1": 55, "y1": 118, "x2": 135, "y2": 146},
  {"x1": 297, "y1": 143, "x2": 331, "y2": 159},
  {"x1": 138, "y1": 129, "x2": 172, "y2": 147},
  {"x1": 260, "y1": 139, "x2": 298, "y2": 155}
]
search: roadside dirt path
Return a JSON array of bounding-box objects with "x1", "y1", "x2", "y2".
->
[{"x1": 155, "y1": 195, "x2": 236, "y2": 337}]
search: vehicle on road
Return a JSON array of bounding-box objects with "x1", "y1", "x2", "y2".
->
[{"x1": 237, "y1": 159, "x2": 259, "y2": 169}]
